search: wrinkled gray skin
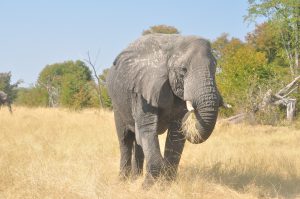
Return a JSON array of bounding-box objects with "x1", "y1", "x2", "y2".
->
[
  {"x1": 107, "y1": 34, "x2": 223, "y2": 187},
  {"x1": 0, "y1": 91, "x2": 8, "y2": 105},
  {"x1": 0, "y1": 91, "x2": 12, "y2": 113}
]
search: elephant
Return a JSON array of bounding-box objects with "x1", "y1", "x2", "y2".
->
[
  {"x1": 0, "y1": 91, "x2": 12, "y2": 113},
  {"x1": 107, "y1": 34, "x2": 224, "y2": 187}
]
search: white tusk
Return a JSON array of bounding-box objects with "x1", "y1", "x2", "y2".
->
[
  {"x1": 186, "y1": 101, "x2": 194, "y2": 111},
  {"x1": 223, "y1": 102, "x2": 232, "y2": 109}
]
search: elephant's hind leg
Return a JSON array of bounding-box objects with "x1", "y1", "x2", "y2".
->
[{"x1": 114, "y1": 111, "x2": 134, "y2": 180}]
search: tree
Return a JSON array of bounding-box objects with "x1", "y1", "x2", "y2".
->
[
  {"x1": 84, "y1": 52, "x2": 104, "y2": 108},
  {"x1": 38, "y1": 60, "x2": 93, "y2": 109},
  {"x1": 212, "y1": 34, "x2": 243, "y2": 62},
  {"x1": 246, "y1": 0, "x2": 300, "y2": 77},
  {"x1": 99, "y1": 69, "x2": 112, "y2": 108},
  {"x1": 59, "y1": 71, "x2": 93, "y2": 109},
  {"x1": 246, "y1": 22, "x2": 281, "y2": 63},
  {"x1": 142, "y1": 25, "x2": 180, "y2": 35},
  {"x1": 213, "y1": 35, "x2": 275, "y2": 114},
  {"x1": 211, "y1": 33, "x2": 230, "y2": 60},
  {"x1": 84, "y1": 52, "x2": 112, "y2": 108},
  {"x1": 15, "y1": 86, "x2": 48, "y2": 107}
]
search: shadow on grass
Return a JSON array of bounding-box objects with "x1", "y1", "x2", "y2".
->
[{"x1": 182, "y1": 162, "x2": 300, "y2": 198}]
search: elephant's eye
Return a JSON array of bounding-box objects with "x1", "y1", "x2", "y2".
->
[{"x1": 182, "y1": 68, "x2": 187, "y2": 73}]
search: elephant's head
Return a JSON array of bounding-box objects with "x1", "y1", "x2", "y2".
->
[
  {"x1": 0, "y1": 91, "x2": 8, "y2": 104},
  {"x1": 168, "y1": 38, "x2": 220, "y2": 144},
  {"x1": 115, "y1": 35, "x2": 221, "y2": 144},
  {"x1": 0, "y1": 91, "x2": 12, "y2": 113}
]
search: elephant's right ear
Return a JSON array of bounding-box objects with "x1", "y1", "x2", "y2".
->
[{"x1": 131, "y1": 64, "x2": 173, "y2": 108}]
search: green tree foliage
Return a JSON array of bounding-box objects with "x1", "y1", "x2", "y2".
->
[
  {"x1": 245, "y1": 22, "x2": 293, "y2": 85},
  {"x1": 38, "y1": 60, "x2": 93, "y2": 109},
  {"x1": 99, "y1": 69, "x2": 112, "y2": 108},
  {"x1": 246, "y1": 22, "x2": 281, "y2": 63},
  {"x1": 213, "y1": 35, "x2": 276, "y2": 114},
  {"x1": 15, "y1": 86, "x2": 48, "y2": 107},
  {"x1": 212, "y1": 33, "x2": 230, "y2": 60},
  {"x1": 246, "y1": 0, "x2": 300, "y2": 77},
  {"x1": 245, "y1": 0, "x2": 300, "y2": 121},
  {"x1": 59, "y1": 72, "x2": 93, "y2": 109},
  {"x1": 16, "y1": 60, "x2": 112, "y2": 109},
  {"x1": 142, "y1": 25, "x2": 180, "y2": 35},
  {"x1": 83, "y1": 53, "x2": 112, "y2": 109}
]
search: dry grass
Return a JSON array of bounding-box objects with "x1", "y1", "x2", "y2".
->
[
  {"x1": 181, "y1": 111, "x2": 203, "y2": 143},
  {"x1": 1, "y1": 107, "x2": 300, "y2": 199}
]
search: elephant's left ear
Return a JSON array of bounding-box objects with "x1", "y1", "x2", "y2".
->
[{"x1": 132, "y1": 65, "x2": 172, "y2": 107}]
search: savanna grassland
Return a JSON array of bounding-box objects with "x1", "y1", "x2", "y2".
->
[{"x1": 1, "y1": 107, "x2": 300, "y2": 199}]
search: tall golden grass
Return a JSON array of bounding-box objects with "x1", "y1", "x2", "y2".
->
[{"x1": 0, "y1": 107, "x2": 300, "y2": 199}]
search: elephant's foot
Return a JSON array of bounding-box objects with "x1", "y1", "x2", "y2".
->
[
  {"x1": 118, "y1": 168, "x2": 131, "y2": 181},
  {"x1": 164, "y1": 171, "x2": 177, "y2": 181},
  {"x1": 131, "y1": 169, "x2": 143, "y2": 181},
  {"x1": 142, "y1": 162, "x2": 167, "y2": 189},
  {"x1": 142, "y1": 174, "x2": 156, "y2": 190},
  {"x1": 163, "y1": 163, "x2": 178, "y2": 181},
  {"x1": 118, "y1": 174, "x2": 130, "y2": 182},
  {"x1": 142, "y1": 171, "x2": 175, "y2": 190}
]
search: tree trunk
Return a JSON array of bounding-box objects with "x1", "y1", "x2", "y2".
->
[
  {"x1": 287, "y1": 99, "x2": 296, "y2": 121},
  {"x1": 294, "y1": 4, "x2": 300, "y2": 75},
  {"x1": 280, "y1": 30, "x2": 295, "y2": 77}
]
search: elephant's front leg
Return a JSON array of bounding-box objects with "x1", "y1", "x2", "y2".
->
[
  {"x1": 136, "y1": 113, "x2": 164, "y2": 188},
  {"x1": 164, "y1": 120, "x2": 186, "y2": 181},
  {"x1": 134, "y1": 97, "x2": 164, "y2": 188}
]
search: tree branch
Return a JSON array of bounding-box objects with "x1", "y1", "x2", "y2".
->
[
  {"x1": 84, "y1": 51, "x2": 104, "y2": 107},
  {"x1": 276, "y1": 75, "x2": 300, "y2": 96}
]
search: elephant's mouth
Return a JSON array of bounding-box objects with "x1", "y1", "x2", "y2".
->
[
  {"x1": 182, "y1": 101, "x2": 218, "y2": 144},
  {"x1": 182, "y1": 111, "x2": 205, "y2": 143}
]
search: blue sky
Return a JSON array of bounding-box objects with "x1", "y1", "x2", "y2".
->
[{"x1": 0, "y1": 1, "x2": 258, "y2": 87}]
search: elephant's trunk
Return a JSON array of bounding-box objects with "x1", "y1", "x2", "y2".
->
[{"x1": 183, "y1": 77, "x2": 219, "y2": 144}]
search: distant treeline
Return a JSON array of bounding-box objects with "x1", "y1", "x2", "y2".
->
[
  {"x1": 13, "y1": 61, "x2": 111, "y2": 109},
  {"x1": 1, "y1": 1, "x2": 299, "y2": 123}
]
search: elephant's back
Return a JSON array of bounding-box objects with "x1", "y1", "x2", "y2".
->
[{"x1": 113, "y1": 34, "x2": 187, "y2": 66}]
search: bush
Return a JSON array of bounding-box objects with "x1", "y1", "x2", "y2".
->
[{"x1": 15, "y1": 87, "x2": 48, "y2": 107}]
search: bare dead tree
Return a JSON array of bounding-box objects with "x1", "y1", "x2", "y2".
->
[
  {"x1": 84, "y1": 51, "x2": 104, "y2": 108},
  {"x1": 258, "y1": 76, "x2": 300, "y2": 121},
  {"x1": 226, "y1": 75, "x2": 300, "y2": 123},
  {"x1": 39, "y1": 78, "x2": 59, "y2": 107}
]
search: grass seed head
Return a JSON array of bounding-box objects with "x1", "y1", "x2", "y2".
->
[{"x1": 181, "y1": 111, "x2": 202, "y2": 143}]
